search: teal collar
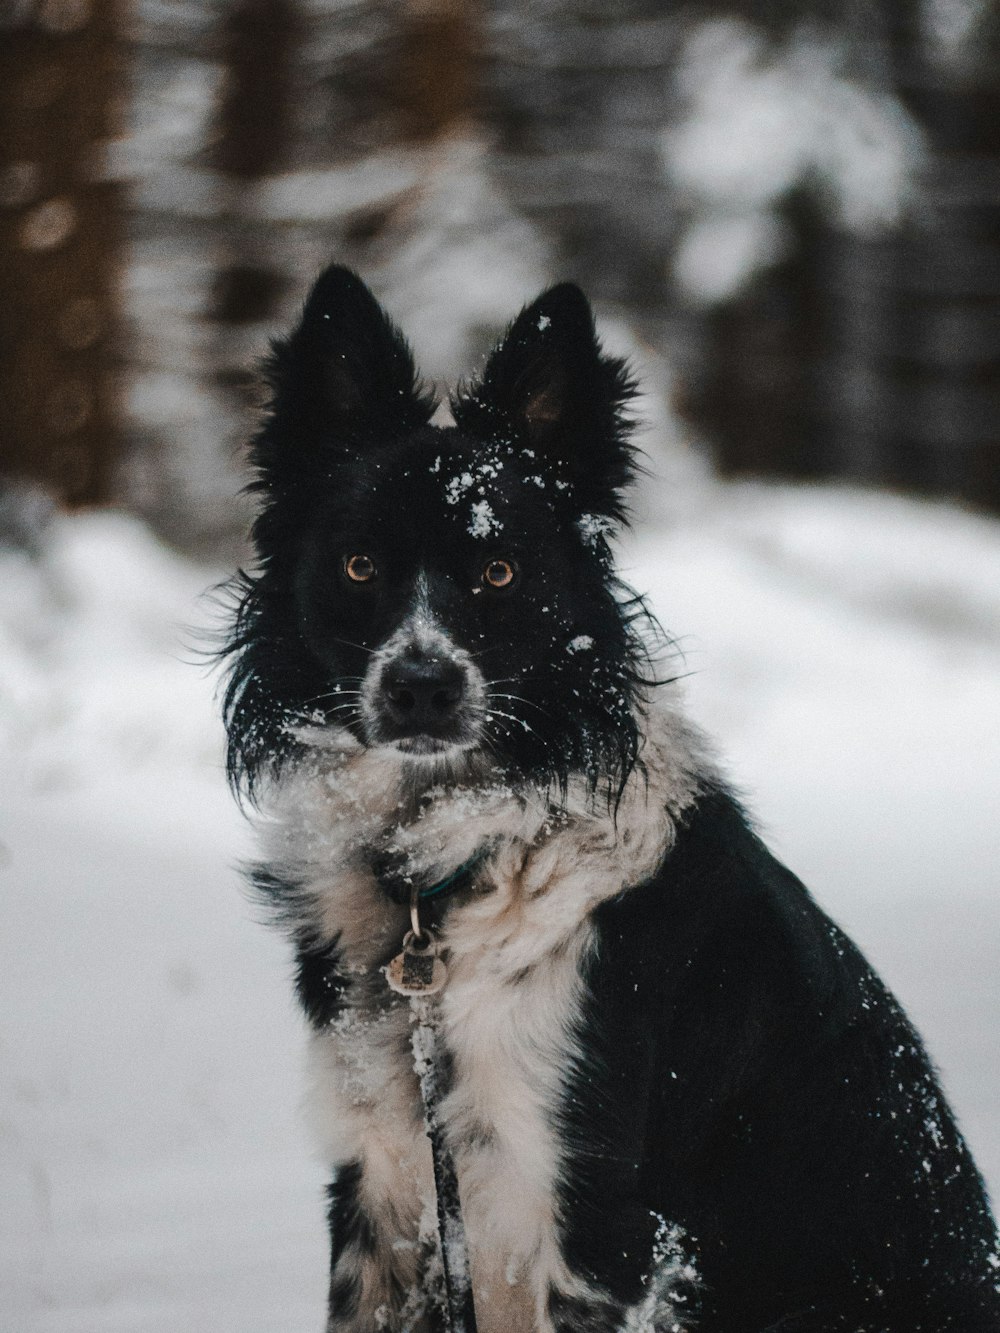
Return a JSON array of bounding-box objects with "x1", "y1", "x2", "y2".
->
[
  {"x1": 418, "y1": 847, "x2": 489, "y2": 901},
  {"x1": 375, "y1": 846, "x2": 489, "y2": 907}
]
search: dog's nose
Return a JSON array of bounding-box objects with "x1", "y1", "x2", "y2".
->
[{"x1": 382, "y1": 656, "x2": 466, "y2": 728}]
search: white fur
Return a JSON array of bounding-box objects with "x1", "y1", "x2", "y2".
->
[{"x1": 256, "y1": 701, "x2": 713, "y2": 1332}]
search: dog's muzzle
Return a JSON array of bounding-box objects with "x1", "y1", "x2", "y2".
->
[{"x1": 362, "y1": 637, "x2": 484, "y2": 755}]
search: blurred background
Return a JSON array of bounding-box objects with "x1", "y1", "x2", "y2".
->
[
  {"x1": 1, "y1": 2, "x2": 999, "y2": 1330},
  {"x1": 3, "y1": 0, "x2": 1000, "y2": 548}
]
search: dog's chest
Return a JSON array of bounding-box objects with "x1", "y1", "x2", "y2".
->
[
  {"x1": 439, "y1": 910, "x2": 592, "y2": 1325},
  {"x1": 314, "y1": 868, "x2": 593, "y2": 1331},
  {"x1": 269, "y1": 741, "x2": 685, "y2": 1326}
]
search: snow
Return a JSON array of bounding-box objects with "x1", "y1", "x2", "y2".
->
[
  {"x1": 662, "y1": 18, "x2": 924, "y2": 303},
  {"x1": 0, "y1": 513, "x2": 325, "y2": 1332},
  {"x1": 467, "y1": 499, "x2": 501, "y2": 539},
  {"x1": 578, "y1": 513, "x2": 612, "y2": 546},
  {"x1": 922, "y1": 0, "x2": 989, "y2": 61},
  {"x1": 2, "y1": 483, "x2": 999, "y2": 1329},
  {"x1": 445, "y1": 471, "x2": 475, "y2": 504},
  {"x1": 622, "y1": 1214, "x2": 697, "y2": 1332}
]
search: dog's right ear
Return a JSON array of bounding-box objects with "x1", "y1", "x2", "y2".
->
[{"x1": 254, "y1": 266, "x2": 435, "y2": 483}]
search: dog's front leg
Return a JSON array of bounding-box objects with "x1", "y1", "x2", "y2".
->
[
  {"x1": 325, "y1": 1154, "x2": 446, "y2": 1333},
  {"x1": 310, "y1": 1017, "x2": 442, "y2": 1333},
  {"x1": 326, "y1": 1158, "x2": 394, "y2": 1332}
]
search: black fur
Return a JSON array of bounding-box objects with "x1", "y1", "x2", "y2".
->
[
  {"x1": 326, "y1": 1161, "x2": 373, "y2": 1320},
  {"x1": 222, "y1": 266, "x2": 1000, "y2": 1331},
  {"x1": 294, "y1": 933, "x2": 349, "y2": 1031},
  {"x1": 557, "y1": 787, "x2": 1000, "y2": 1330}
]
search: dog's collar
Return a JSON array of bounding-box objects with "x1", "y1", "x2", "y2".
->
[
  {"x1": 417, "y1": 848, "x2": 489, "y2": 901},
  {"x1": 375, "y1": 846, "x2": 489, "y2": 906}
]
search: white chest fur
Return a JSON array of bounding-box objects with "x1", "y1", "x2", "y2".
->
[
  {"x1": 256, "y1": 705, "x2": 707, "y2": 1331},
  {"x1": 437, "y1": 859, "x2": 598, "y2": 1330}
]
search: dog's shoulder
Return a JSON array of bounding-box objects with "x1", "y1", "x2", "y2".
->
[
  {"x1": 581, "y1": 775, "x2": 915, "y2": 1116},
  {"x1": 595, "y1": 783, "x2": 846, "y2": 1006}
]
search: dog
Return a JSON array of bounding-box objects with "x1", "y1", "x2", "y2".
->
[{"x1": 220, "y1": 266, "x2": 1000, "y2": 1332}]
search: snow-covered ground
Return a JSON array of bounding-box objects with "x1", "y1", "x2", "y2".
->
[{"x1": 2, "y1": 484, "x2": 998, "y2": 1332}]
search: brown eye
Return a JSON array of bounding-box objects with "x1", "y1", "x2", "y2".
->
[
  {"x1": 345, "y1": 554, "x2": 376, "y2": 583},
  {"x1": 482, "y1": 558, "x2": 517, "y2": 590}
]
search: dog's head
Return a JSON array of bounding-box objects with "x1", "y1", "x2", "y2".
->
[{"x1": 223, "y1": 266, "x2": 655, "y2": 802}]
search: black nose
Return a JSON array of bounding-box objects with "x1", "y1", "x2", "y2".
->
[{"x1": 381, "y1": 656, "x2": 466, "y2": 732}]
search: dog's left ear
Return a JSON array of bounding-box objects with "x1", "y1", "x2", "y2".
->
[{"x1": 451, "y1": 283, "x2": 638, "y2": 520}]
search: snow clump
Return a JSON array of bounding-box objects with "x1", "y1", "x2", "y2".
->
[{"x1": 468, "y1": 500, "x2": 501, "y2": 539}]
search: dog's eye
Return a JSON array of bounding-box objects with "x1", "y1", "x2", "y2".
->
[
  {"x1": 482, "y1": 558, "x2": 517, "y2": 590},
  {"x1": 344, "y1": 554, "x2": 377, "y2": 584}
]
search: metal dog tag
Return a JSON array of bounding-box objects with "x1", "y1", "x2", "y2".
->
[{"x1": 385, "y1": 930, "x2": 448, "y2": 997}]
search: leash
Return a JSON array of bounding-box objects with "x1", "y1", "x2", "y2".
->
[
  {"x1": 411, "y1": 997, "x2": 478, "y2": 1333},
  {"x1": 382, "y1": 857, "x2": 482, "y2": 1333}
]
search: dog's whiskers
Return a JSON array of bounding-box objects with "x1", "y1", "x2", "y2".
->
[
  {"x1": 306, "y1": 686, "x2": 365, "y2": 706},
  {"x1": 483, "y1": 705, "x2": 536, "y2": 735},
  {"x1": 328, "y1": 636, "x2": 376, "y2": 657},
  {"x1": 485, "y1": 708, "x2": 556, "y2": 767},
  {"x1": 488, "y1": 690, "x2": 553, "y2": 720}
]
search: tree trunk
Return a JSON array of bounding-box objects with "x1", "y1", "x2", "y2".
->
[{"x1": 0, "y1": 0, "x2": 127, "y2": 507}]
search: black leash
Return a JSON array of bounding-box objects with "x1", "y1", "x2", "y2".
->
[
  {"x1": 381, "y1": 858, "x2": 482, "y2": 1333},
  {"x1": 411, "y1": 998, "x2": 478, "y2": 1333}
]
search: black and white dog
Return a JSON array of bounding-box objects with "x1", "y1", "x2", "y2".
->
[{"x1": 221, "y1": 266, "x2": 1000, "y2": 1332}]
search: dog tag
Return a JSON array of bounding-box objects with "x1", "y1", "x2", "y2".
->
[{"x1": 385, "y1": 930, "x2": 448, "y2": 997}]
